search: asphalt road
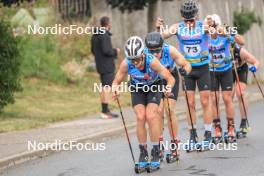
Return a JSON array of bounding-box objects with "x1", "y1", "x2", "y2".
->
[{"x1": 1, "y1": 101, "x2": 264, "y2": 176}]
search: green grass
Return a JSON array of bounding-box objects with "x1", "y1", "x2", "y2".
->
[{"x1": 0, "y1": 74, "x2": 131, "y2": 133}]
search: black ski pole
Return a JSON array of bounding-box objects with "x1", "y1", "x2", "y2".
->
[
  {"x1": 116, "y1": 94, "x2": 135, "y2": 164},
  {"x1": 180, "y1": 72, "x2": 195, "y2": 131},
  {"x1": 210, "y1": 47, "x2": 220, "y2": 119}
]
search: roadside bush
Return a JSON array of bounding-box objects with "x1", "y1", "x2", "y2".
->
[
  {"x1": 233, "y1": 8, "x2": 262, "y2": 35},
  {"x1": 19, "y1": 35, "x2": 67, "y2": 84},
  {"x1": 0, "y1": 20, "x2": 22, "y2": 111}
]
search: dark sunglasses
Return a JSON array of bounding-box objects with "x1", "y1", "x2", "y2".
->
[
  {"x1": 149, "y1": 48, "x2": 162, "y2": 54},
  {"x1": 184, "y1": 18, "x2": 195, "y2": 23}
]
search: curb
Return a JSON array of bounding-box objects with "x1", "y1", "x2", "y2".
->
[{"x1": 0, "y1": 95, "x2": 263, "y2": 170}]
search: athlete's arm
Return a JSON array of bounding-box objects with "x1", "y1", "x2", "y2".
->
[
  {"x1": 112, "y1": 60, "x2": 128, "y2": 99},
  {"x1": 203, "y1": 15, "x2": 213, "y2": 33},
  {"x1": 215, "y1": 26, "x2": 245, "y2": 45},
  {"x1": 156, "y1": 17, "x2": 179, "y2": 39},
  {"x1": 233, "y1": 34, "x2": 245, "y2": 45},
  {"x1": 240, "y1": 48, "x2": 260, "y2": 69},
  {"x1": 169, "y1": 46, "x2": 192, "y2": 74},
  {"x1": 150, "y1": 58, "x2": 175, "y2": 96}
]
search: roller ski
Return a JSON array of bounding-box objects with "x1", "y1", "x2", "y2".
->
[
  {"x1": 185, "y1": 128, "x2": 199, "y2": 153},
  {"x1": 166, "y1": 139, "x2": 180, "y2": 163},
  {"x1": 224, "y1": 120, "x2": 237, "y2": 143},
  {"x1": 212, "y1": 125, "x2": 223, "y2": 144},
  {"x1": 236, "y1": 119, "x2": 248, "y2": 139},
  {"x1": 134, "y1": 145, "x2": 148, "y2": 174},
  {"x1": 159, "y1": 136, "x2": 165, "y2": 162},
  {"x1": 146, "y1": 146, "x2": 160, "y2": 173},
  {"x1": 197, "y1": 131, "x2": 212, "y2": 152}
]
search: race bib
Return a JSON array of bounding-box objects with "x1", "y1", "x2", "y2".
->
[
  {"x1": 184, "y1": 44, "x2": 201, "y2": 57},
  {"x1": 212, "y1": 53, "x2": 226, "y2": 62}
]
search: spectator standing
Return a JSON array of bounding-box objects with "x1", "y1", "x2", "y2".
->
[{"x1": 91, "y1": 16, "x2": 120, "y2": 119}]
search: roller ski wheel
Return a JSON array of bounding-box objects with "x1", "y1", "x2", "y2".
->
[
  {"x1": 212, "y1": 136, "x2": 223, "y2": 144},
  {"x1": 146, "y1": 162, "x2": 160, "y2": 173},
  {"x1": 236, "y1": 128, "x2": 247, "y2": 139},
  {"x1": 166, "y1": 153, "x2": 180, "y2": 164},
  {"x1": 134, "y1": 162, "x2": 148, "y2": 174},
  {"x1": 225, "y1": 136, "x2": 237, "y2": 143},
  {"x1": 166, "y1": 139, "x2": 180, "y2": 163},
  {"x1": 185, "y1": 142, "x2": 198, "y2": 153},
  {"x1": 224, "y1": 130, "x2": 237, "y2": 143},
  {"x1": 196, "y1": 142, "x2": 211, "y2": 152}
]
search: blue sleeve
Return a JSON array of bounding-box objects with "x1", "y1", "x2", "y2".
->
[{"x1": 228, "y1": 35, "x2": 235, "y2": 44}]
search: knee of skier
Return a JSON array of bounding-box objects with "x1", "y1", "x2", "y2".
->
[
  {"x1": 136, "y1": 113, "x2": 146, "y2": 125},
  {"x1": 236, "y1": 84, "x2": 246, "y2": 97},
  {"x1": 165, "y1": 105, "x2": 176, "y2": 119},
  {"x1": 146, "y1": 110, "x2": 158, "y2": 123},
  {"x1": 200, "y1": 97, "x2": 209, "y2": 108},
  {"x1": 188, "y1": 99, "x2": 196, "y2": 110},
  {"x1": 157, "y1": 105, "x2": 164, "y2": 118},
  {"x1": 223, "y1": 93, "x2": 232, "y2": 105}
]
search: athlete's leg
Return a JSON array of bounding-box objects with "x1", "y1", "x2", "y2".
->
[
  {"x1": 210, "y1": 91, "x2": 220, "y2": 119},
  {"x1": 134, "y1": 104, "x2": 147, "y2": 144},
  {"x1": 220, "y1": 69, "x2": 235, "y2": 119},
  {"x1": 146, "y1": 103, "x2": 161, "y2": 143},
  {"x1": 199, "y1": 90, "x2": 212, "y2": 126},
  {"x1": 197, "y1": 66, "x2": 212, "y2": 141},
  {"x1": 131, "y1": 91, "x2": 148, "y2": 144},
  {"x1": 222, "y1": 91, "x2": 235, "y2": 119},
  {"x1": 183, "y1": 75, "x2": 197, "y2": 127}
]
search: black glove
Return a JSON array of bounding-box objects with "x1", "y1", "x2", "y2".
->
[{"x1": 179, "y1": 68, "x2": 187, "y2": 76}]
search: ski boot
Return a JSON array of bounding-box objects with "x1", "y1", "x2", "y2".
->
[
  {"x1": 236, "y1": 119, "x2": 247, "y2": 139},
  {"x1": 159, "y1": 136, "x2": 165, "y2": 162},
  {"x1": 212, "y1": 123, "x2": 223, "y2": 144},
  {"x1": 185, "y1": 128, "x2": 198, "y2": 153},
  {"x1": 197, "y1": 131, "x2": 212, "y2": 152},
  {"x1": 146, "y1": 145, "x2": 160, "y2": 173},
  {"x1": 224, "y1": 119, "x2": 237, "y2": 143},
  {"x1": 166, "y1": 139, "x2": 180, "y2": 163},
  {"x1": 135, "y1": 145, "x2": 148, "y2": 174}
]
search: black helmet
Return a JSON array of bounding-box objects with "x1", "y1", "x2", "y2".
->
[
  {"x1": 145, "y1": 32, "x2": 164, "y2": 49},
  {"x1": 180, "y1": 0, "x2": 198, "y2": 19}
]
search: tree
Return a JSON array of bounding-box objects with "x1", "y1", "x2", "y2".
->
[
  {"x1": 0, "y1": 20, "x2": 22, "y2": 112},
  {"x1": 233, "y1": 8, "x2": 262, "y2": 35},
  {"x1": 106, "y1": 0, "x2": 173, "y2": 32}
]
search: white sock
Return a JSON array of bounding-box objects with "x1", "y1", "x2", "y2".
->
[{"x1": 204, "y1": 123, "x2": 212, "y2": 131}]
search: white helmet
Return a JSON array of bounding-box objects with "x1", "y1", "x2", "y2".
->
[
  {"x1": 124, "y1": 36, "x2": 145, "y2": 60},
  {"x1": 212, "y1": 14, "x2": 222, "y2": 26}
]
